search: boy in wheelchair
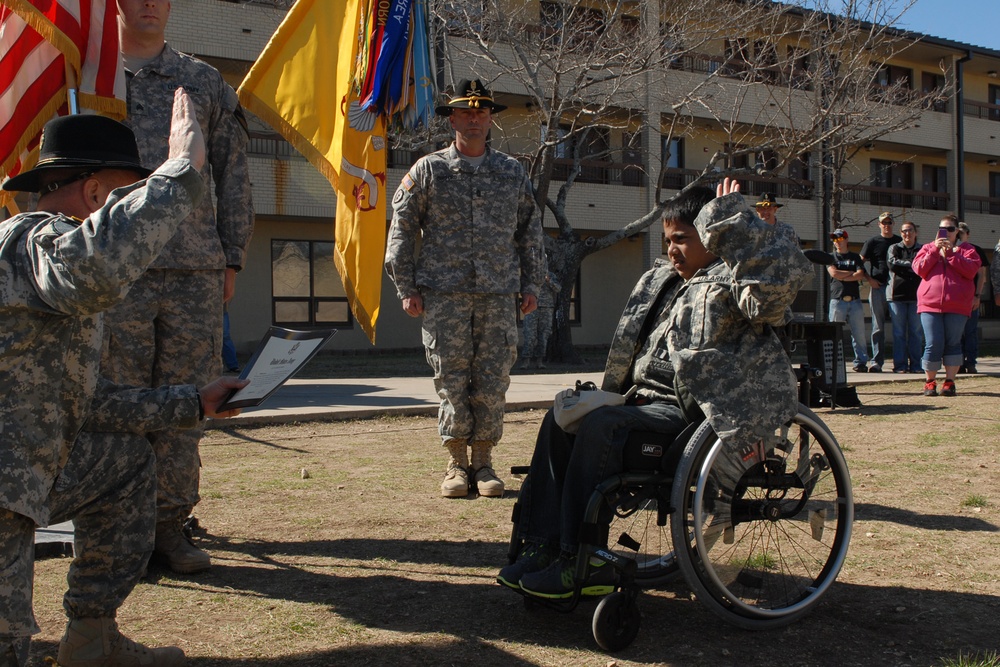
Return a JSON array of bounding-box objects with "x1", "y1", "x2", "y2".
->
[{"x1": 498, "y1": 179, "x2": 813, "y2": 600}]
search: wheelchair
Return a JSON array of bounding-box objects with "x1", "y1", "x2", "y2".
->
[{"x1": 505, "y1": 386, "x2": 853, "y2": 652}]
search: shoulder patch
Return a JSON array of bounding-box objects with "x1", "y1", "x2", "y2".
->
[{"x1": 401, "y1": 173, "x2": 415, "y2": 191}]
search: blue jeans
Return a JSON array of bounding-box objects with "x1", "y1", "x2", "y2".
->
[
  {"x1": 889, "y1": 301, "x2": 922, "y2": 372},
  {"x1": 962, "y1": 307, "x2": 980, "y2": 367},
  {"x1": 868, "y1": 285, "x2": 888, "y2": 368},
  {"x1": 517, "y1": 403, "x2": 688, "y2": 555},
  {"x1": 920, "y1": 312, "x2": 968, "y2": 371},
  {"x1": 829, "y1": 299, "x2": 868, "y2": 367}
]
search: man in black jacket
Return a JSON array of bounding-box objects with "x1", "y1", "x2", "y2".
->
[{"x1": 887, "y1": 222, "x2": 923, "y2": 373}]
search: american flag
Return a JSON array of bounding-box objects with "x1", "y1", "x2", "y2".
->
[{"x1": 1, "y1": 0, "x2": 126, "y2": 206}]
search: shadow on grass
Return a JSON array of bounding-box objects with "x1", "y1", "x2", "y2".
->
[
  {"x1": 842, "y1": 401, "x2": 951, "y2": 416},
  {"x1": 855, "y1": 503, "x2": 1000, "y2": 532},
  {"x1": 94, "y1": 532, "x2": 998, "y2": 667},
  {"x1": 31, "y1": 572, "x2": 1000, "y2": 667}
]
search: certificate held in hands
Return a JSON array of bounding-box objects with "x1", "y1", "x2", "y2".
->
[{"x1": 218, "y1": 327, "x2": 337, "y2": 411}]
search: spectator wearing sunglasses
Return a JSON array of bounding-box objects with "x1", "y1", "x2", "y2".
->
[{"x1": 912, "y1": 215, "x2": 981, "y2": 396}]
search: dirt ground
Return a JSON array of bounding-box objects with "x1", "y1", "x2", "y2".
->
[{"x1": 28, "y1": 376, "x2": 1000, "y2": 667}]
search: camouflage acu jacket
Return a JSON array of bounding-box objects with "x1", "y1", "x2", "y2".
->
[
  {"x1": 385, "y1": 144, "x2": 546, "y2": 298},
  {"x1": 124, "y1": 44, "x2": 253, "y2": 271},
  {"x1": 0, "y1": 160, "x2": 205, "y2": 525},
  {"x1": 602, "y1": 193, "x2": 813, "y2": 449}
]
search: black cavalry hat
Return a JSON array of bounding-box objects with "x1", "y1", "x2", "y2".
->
[
  {"x1": 754, "y1": 192, "x2": 783, "y2": 208},
  {"x1": 3, "y1": 114, "x2": 152, "y2": 193},
  {"x1": 435, "y1": 78, "x2": 507, "y2": 115}
]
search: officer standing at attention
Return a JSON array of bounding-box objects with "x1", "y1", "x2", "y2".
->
[
  {"x1": 385, "y1": 78, "x2": 547, "y2": 498},
  {"x1": 754, "y1": 192, "x2": 799, "y2": 245},
  {"x1": 101, "y1": 0, "x2": 255, "y2": 575}
]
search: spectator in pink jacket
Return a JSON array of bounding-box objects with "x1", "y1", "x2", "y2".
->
[{"x1": 912, "y1": 214, "x2": 981, "y2": 397}]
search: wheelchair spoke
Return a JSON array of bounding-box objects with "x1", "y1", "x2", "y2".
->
[{"x1": 672, "y1": 407, "x2": 853, "y2": 628}]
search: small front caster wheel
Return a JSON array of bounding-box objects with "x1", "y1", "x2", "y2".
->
[{"x1": 592, "y1": 591, "x2": 641, "y2": 652}]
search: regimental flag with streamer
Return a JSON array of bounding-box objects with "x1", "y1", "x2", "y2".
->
[
  {"x1": 238, "y1": 0, "x2": 434, "y2": 344},
  {"x1": 0, "y1": 0, "x2": 126, "y2": 209}
]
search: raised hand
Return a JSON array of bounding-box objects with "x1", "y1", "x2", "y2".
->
[
  {"x1": 168, "y1": 87, "x2": 206, "y2": 171},
  {"x1": 716, "y1": 177, "x2": 741, "y2": 197}
]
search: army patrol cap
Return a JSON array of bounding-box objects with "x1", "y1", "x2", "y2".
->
[
  {"x1": 3, "y1": 114, "x2": 152, "y2": 193},
  {"x1": 435, "y1": 78, "x2": 507, "y2": 115}
]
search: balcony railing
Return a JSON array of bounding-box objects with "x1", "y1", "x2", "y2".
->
[
  {"x1": 248, "y1": 132, "x2": 301, "y2": 160},
  {"x1": 963, "y1": 99, "x2": 1000, "y2": 122},
  {"x1": 248, "y1": 132, "x2": 422, "y2": 169},
  {"x1": 965, "y1": 195, "x2": 1000, "y2": 215},
  {"x1": 660, "y1": 168, "x2": 814, "y2": 199},
  {"x1": 547, "y1": 158, "x2": 647, "y2": 187},
  {"x1": 841, "y1": 185, "x2": 950, "y2": 211}
]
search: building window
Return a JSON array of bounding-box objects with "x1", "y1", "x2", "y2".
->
[
  {"x1": 542, "y1": 123, "x2": 611, "y2": 184},
  {"x1": 869, "y1": 159, "x2": 913, "y2": 208},
  {"x1": 872, "y1": 64, "x2": 914, "y2": 104},
  {"x1": 540, "y1": 1, "x2": 605, "y2": 49},
  {"x1": 660, "y1": 136, "x2": 686, "y2": 190},
  {"x1": 622, "y1": 131, "x2": 645, "y2": 187},
  {"x1": 271, "y1": 240, "x2": 352, "y2": 328},
  {"x1": 921, "y1": 72, "x2": 947, "y2": 112}
]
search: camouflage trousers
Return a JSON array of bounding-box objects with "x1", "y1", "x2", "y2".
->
[
  {"x1": 0, "y1": 432, "x2": 155, "y2": 662},
  {"x1": 421, "y1": 290, "x2": 518, "y2": 444},
  {"x1": 102, "y1": 269, "x2": 223, "y2": 524},
  {"x1": 520, "y1": 306, "x2": 554, "y2": 360}
]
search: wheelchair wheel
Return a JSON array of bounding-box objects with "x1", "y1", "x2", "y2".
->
[
  {"x1": 592, "y1": 591, "x2": 641, "y2": 652},
  {"x1": 606, "y1": 483, "x2": 680, "y2": 587},
  {"x1": 670, "y1": 405, "x2": 853, "y2": 629}
]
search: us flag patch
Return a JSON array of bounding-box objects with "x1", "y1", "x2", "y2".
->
[{"x1": 401, "y1": 173, "x2": 415, "y2": 191}]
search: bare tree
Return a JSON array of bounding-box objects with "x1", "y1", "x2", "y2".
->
[{"x1": 413, "y1": 0, "x2": 946, "y2": 359}]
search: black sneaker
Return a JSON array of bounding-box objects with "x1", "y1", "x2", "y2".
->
[
  {"x1": 519, "y1": 556, "x2": 617, "y2": 600},
  {"x1": 966, "y1": 364, "x2": 978, "y2": 374},
  {"x1": 852, "y1": 365, "x2": 868, "y2": 373},
  {"x1": 868, "y1": 365, "x2": 882, "y2": 373},
  {"x1": 497, "y1": 543, "x2": 555, "y2": 591}
]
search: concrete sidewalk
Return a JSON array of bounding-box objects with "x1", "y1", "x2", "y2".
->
[{"x1": 214, "y1": 357, "x2": 1000, "y2": 428}]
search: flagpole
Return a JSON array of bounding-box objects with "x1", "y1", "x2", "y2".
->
[{"x1": 64, "y1": 58, "x2": 79, "y2": 114}]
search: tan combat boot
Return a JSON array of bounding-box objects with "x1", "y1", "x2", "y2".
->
[
  {"x1": 471, "y1": 441, "x2": 504, "y2": 497},
  {"x1": 153, "y1": 520, "x2": 211, "y2": 574},
  {"x1": 57, "y1": 617, "x2": 186, "y2": 667},
  {"x1": 441, "y1": 439, "x2": 470, "y2": 498}
]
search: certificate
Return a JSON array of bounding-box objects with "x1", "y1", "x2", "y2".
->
[{"x1": 218, "y1": 327, "x2": 337, "y2": 411}]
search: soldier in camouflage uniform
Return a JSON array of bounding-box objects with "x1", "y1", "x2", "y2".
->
[
  {"x1": 0, "y1": 100, "x2": 243, "y2": 667},
  {"x1": 498, "y1": 180, "x2": 813, "y2": 599},
  {"x1": 519, "y1": 269, "x2": 561, "y2": 369},
  {"x1": 385, "y1": 79, "x2": 547, "y2": 498},
  {"x1": 754, "y1": 192, "x2": 800, "y2": 245},
  {"x1": 100, "y1": 0, "x2": 255, "y2": 574}
]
